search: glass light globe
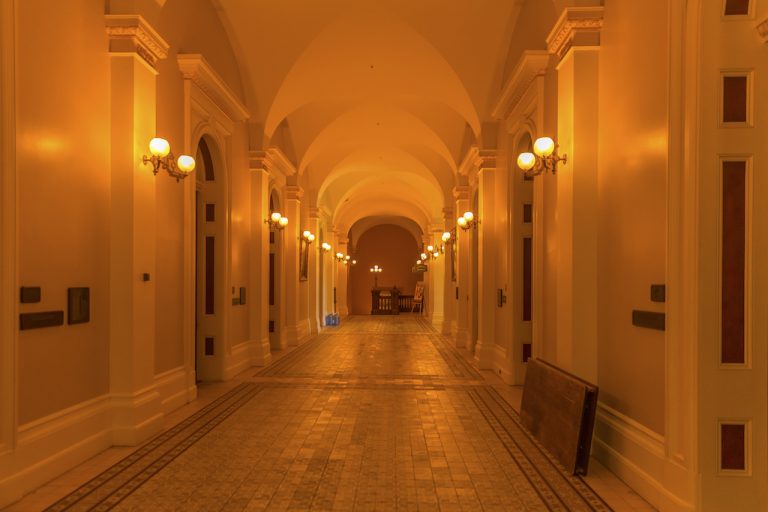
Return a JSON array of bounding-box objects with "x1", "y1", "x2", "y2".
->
[
  {"x1": 457, "y1": 217, "x2": 467, "y2": 227},
  {"x1": 351, "y1": 260, "x2": 356, "y2": 265},
  {"x1": 421, "y1": 253, "x2": 428, "y2": 260},
  {"x1": 427, "y1": 245, "x2": 434, "y2": 252},
  {"x1": 517, "y1": 152, "x2": 536, "y2": 171},
  {"x1": 271, "y1": 212, "x2": 282, "y2": 222},
  {"x1": 278, "y1": 216, "x2": 289, "y2": 227},
  {"x1": 463, "y1": 211, "x2": 474, "y2": 221},
  {"x1": 442, "y1": 232, "x2": 451, "y2": 242},
  {"x1": 308, "y1": 234, "x2": 315, "y2": 242},
  {"x1": 177, "y1": 155, "x2": 196, "y2": 173},
  {"x1": 149, "y1": 137, "x2": 170, "y2": 157},
  {"x1": 303, "y1": 230, "x2": 311, "y2": 238},
  {"x1": 345, "y1": 255, "x2": 350, "y2": 260},
  {"x1": 336, "y1": 253, "x2": 344, "y2": 259},
  {"x1": 533, "y1": 137, "x2": 555, "y2": 157},
  {"x1": 416, "y1": 260, "x2": 422, "y2": 265}
]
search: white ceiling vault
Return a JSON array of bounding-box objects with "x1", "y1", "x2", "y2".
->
[{"x1": 212, "y1": 0, "x2": 564, "y2": 238}]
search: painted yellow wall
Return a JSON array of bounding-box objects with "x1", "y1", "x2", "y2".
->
[
  {"x1": 16, "y1": 0, "x2": 112, "y2": 424},
  {"x1": 596, "y1": 0, "x2": 667, "y2": 434}
]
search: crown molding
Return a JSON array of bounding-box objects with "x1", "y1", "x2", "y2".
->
[
  {"x1": 458, "y1": 146, "x2": 497, "y2": 177},
  {"x1": 249, "y1": 147, "x2": 297, "y2": 181},
  {"x1": 492, "y1": 51, "x2": 551, "y2": 120},
  {"x1": 285, "y1": 185, "x2": 304, "y2": 201},
  {"x1": 105, "y1": 15, "x2": 169, "y2": 70},
  {"x1": 452, "y1": 185, "x2": 470, "y2": 201},
  {"x1": 546, "y1": 7, "x2": 604, "y2": 62},
  {"x1": 757, "y1": 17, "x2": 768, "y2": 43},
  {"x1": 458, "y1": 146, "x2": 479, "y2": 177},
  {"x1": 177, "y1": 54, "x2": 249, "y2": 122}
]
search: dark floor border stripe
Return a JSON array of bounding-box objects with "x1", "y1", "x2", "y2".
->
[
  {"x1": 482, "y1": 386, "x2": 614, "y2": 511},
  {"x1": 473, "y1": 387, "x2": 613, "y2": 511},
  {"x1": 467, "y1": 388, "x2": 564, "y2": 511},
  {"x1": 45, "y1": 383, "x2": 262, "y2": 511}
]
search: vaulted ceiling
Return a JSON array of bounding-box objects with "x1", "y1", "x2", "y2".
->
[{"x1": 214, "y1": 0, "x2": 564, "y2": 238}]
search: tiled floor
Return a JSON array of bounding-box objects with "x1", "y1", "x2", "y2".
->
[{"x1": 5, "y1": 316, "x2": 655, "y2": 511}]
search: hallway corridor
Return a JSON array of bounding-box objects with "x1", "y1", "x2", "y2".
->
[{"x1": 10, "y1": 317, "x2": 651, "y2": 512}]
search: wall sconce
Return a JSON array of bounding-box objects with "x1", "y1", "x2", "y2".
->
[
  {"x1": 321, "y1": 242, "x2": 332, "y2": 253},
  {"x1": 335, "y1": 252, "x2": 345, "y2": 262},
  {"x1": 457, "y1": 211, "x2": 478, "y2": 231},
  {"x1": 265, "y1": 212, "x2": 289, "y2": 230},
  {"x1": 299, "y1": 231, "x2": 315, "y2": 281},
  {"x1": 516, "y1": 136, "x2": 567, "y2": 177},
  {"x1": 142, "y1": 137, "x2": 196, "y2": 182},
  {"x1": 442, "y1": 231, "x2": 453, "y2": 245},
  {"x1": 422, "y1": 245, "x2": 441, "y2": 261}
]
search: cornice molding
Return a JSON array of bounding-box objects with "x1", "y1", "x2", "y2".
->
[
  {"x1": 105, "y1": 15, "x2": 169, "y2": 69},
  {"x1": 492, "y1": 51, "x2": 551, "y2": 120},
  {"x1": 757, "y1": 17, "x2": 768, "y2": 43},
  {"x1": 177, "y1": 54, "x2": 249, "y2": 122},
  {"x1": 458, "y1": 146, "x2": 479, "y2": 177},
  {"x1": 546, "y1": 7, "x2": 604, "y2": 62},
  {"x1": 285, "y1": 185, "x2": 304, "y2": 201},
  {"x1": 458, "y1": 146, "x2": 497, "y2": 176},
  {"x1": 452, "y1": 185, "x2": 470, "y2": 201},
  {"x1": 307, "y1": 207, "x2": 321, "y2": 219},
  {"x1": 249, "y1": 147, "x2": 297, "y2": 179}
]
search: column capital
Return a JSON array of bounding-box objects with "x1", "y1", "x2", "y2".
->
[
  {"x1": 307, "y1": 206, "x2": 321, "y2": 219},
  {"x1": 285, "y1": 185, "x2": 304, "y2": 201},
  {"x1": 249, "y1": 148, "x2": 297, "y2": 179},
  {"x1": 452, "y1": 186, "x2": 470, "y2": 201},
  {"x1": 546, "y1": 7, "x2": 604, "y2": 62},
  {"x1": 105, "y1": 15, "x2": 169, "y2": 70}
]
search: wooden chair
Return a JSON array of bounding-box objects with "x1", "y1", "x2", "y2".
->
[{"x1": 411, "y1": 284, "x2": 424, "y2": 313}]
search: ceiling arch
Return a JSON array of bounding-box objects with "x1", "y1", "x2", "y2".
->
[{"x1": 348, "y1": 216, "x2": 424, "y2": 254}]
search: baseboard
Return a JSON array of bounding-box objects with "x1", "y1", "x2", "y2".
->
[
  {"x1": 110, "y1": 385, "x2": 163, "y2": 446},
  {"x1": 592, "y1": 402, "x2": 692, "y2": 511},
  {"x1": 154, "y1": 366, "x2": 190, "y2": 414},
  {"x1": 0, "y1": 394, "x2": 113, "y2": 509},
  {"x1": 224, "y1": 341, "x2": 253, "y2": 379}
]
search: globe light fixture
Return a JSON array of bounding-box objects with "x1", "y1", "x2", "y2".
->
[
  {"x1": 457, "y1": 211, "x2": 478, "y2": 231},
  {"x1": 265, "y1": 212, "x2": 288, "y2": 230},
  {"x1": 142, "y1": 137, "x2": 196, "y2": 182},
  {"x1": 516, "y1": 136, "x2": 567, "y2": 177}
]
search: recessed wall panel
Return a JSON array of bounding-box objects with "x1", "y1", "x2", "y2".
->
[{"x1": 721, "y1": 160, "x2": 746, "y2": 364}]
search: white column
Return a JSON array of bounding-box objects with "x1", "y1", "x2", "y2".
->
[
  {"x1": 336, "y1": 238, "x2": 350, "y2": 317},
  {"x1": 247, "y1": 166, "x2": 271, "y2": 365},
  {"x1": 283, "y1": 186, "x2": 309, "y2": 345},
  {"x1": 106, "y1": 15, "x2": 166, "y2": 445},
  {"x1": 454, "y1": 186, "x2": 471, "y2": 349},
  {"x1": 440, "y1": 208, "x2": 455, "y2": 335},
  {"x1": 306, "y1": 208, "x2": 321, "y2": 334},
  {"x1": 474, "y1": 166, "x2": 497, "y2": 369},
  {"x1": 553, "y1": 27, "x2": 599, "y2": 383},
  {"x1": 428, "y1": 226, "x2": 446, "y2": 329}
]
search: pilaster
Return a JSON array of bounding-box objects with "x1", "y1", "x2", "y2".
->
[
  {"x1": 548, "y1": 7, "x2": 601, "y2": 383},
  {"x1": 453, "y1": 186, "x2": 471, "y2": 349},
  {"x1": 474, "y1": 156, "x2": 497, "y2": 370},
  {"x1": 440, "y1": 208, "x2": 455, "y2": 335},
  {"x1": 247, "y1": 164, "x2": 272, "y2": 365},
  {"x1": 307, "y1": 208, "x2": 321, "y2": 334},
  {"x1": 283, "y1": 186, "x2": 309, "y2": 345},
  {"x1": 105, "y1": 14, "x2": 167, "y2": 444},
  {"x1": 336, "y1": 237, "x2": 350, "y2": 317}
]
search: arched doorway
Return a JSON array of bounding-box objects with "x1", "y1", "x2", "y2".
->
[
  {"x1": 194, "y1": 137, "x2": 227, "y2": 381},
  {"x1": 268, "y1": 191, "x2": 284, "y2": 349}
]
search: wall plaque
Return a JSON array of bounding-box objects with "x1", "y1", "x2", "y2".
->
[
  {"x1": 20, "y1": 286, "x2": 41, "y2": 303},
  {"x1": 20, "y1": 311, "x2": 64, "y2": 330}
]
